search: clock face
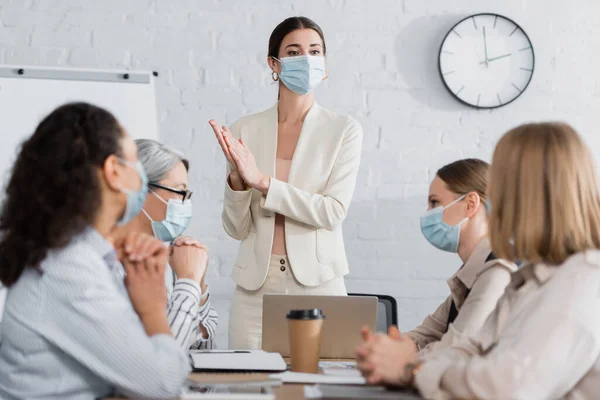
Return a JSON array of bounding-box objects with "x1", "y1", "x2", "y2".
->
[{"x1": 439, "y1": 13, "x2": 535, "y2": 109}]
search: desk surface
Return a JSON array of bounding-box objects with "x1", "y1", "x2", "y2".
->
[
  {"x1": 106, "y1": 373, "x2": 422, "y2": 399},
  {"x1": 105, "y1": 378, "x2": 311, "y2": 400},
  {"x1": 106, "y1": 360, "x2": 378, "y2": 400},
  {"x1": 188, "y1": 372, "x2": 304, "y2": 399},
  {"x1": 273, "y1": 383, "x2": 306, "y2": 400}
]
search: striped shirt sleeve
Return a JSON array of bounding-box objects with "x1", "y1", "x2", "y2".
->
[
  {"x1": 190, "y1": 287, "x2": 219, "y2": 350},
  {"x1": 167, "y1": 278, "x2": 201, "y2": 349},
  {"x1": 167, "y1": 280, "x2": 219, "y2": 350}
]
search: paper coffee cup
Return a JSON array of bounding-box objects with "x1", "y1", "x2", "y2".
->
[{"x1": 286, "y1": 309, "x2": 325, "y2": 373}]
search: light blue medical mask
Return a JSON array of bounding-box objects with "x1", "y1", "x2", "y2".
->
[
  {"x1": 117, "y1": 159, "x2": 148, "y2": 226},
  {"x1": 420, "y1": 195, "x2": 468, "y2": 253},
  {"x1": 142, "y1": 191, "x2": 192, "y2": 242},
  {"x1": 273, "y1": 55, "x2": 326, "y2": 96}
]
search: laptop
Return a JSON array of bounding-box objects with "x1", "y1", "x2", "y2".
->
[{"x1": 262, "y1": 295, "x2": 378, "y2": 359}]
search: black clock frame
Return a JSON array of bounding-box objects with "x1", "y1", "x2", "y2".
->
[{"x1": 438, "y1": 13, "x2": 536, "y2": 109}]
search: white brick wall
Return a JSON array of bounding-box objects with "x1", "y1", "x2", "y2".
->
[{"x1": 3, "y1": 0, "x2": 600, "y2": 347}]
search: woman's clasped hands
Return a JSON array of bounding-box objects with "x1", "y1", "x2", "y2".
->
[
  {"x1": 356, "y1": 325, "x2": 419, "y2": 387},
  {"x1": 209, "y1": 120, "x2": 270, "y2": 194}
]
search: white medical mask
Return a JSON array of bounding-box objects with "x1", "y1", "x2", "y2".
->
[
  {"x1": 485, "y1": 200, "x2": 491, "y2": 214},
  {"x1": 273, "y1": 55, "x2": 326, "y2": 96},
  {"x1": 117, "y1": 159, "x2": 148, "y2": 226},
  {"x1": 142, "y1": 191, "x2": 192, "y2": 243},
  {"x1": 420, "y1": 195, "x2": 468, "y2": 253}
]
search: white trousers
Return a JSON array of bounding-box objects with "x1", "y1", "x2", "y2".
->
[{"x1": 228, "y1": 255, "x2": 347, "y2": 349}]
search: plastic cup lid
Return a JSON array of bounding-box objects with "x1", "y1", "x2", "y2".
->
[{"x1": 286, "y1": 308, "x2": 326, "y2": 320}]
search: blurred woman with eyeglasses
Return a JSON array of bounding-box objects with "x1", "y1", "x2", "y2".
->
[{"x1": 116, "y1": 138, "x2": 218, "y2": 349}]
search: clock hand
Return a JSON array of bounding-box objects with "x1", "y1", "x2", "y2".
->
[
  {"x1": 479, "y1": 53, "x2": 512, "y2": 64},
  {"x1": 483, "y1": 26, "x2": 489, "y2": 68}
]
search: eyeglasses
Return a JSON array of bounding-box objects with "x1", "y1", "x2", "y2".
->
[{"x1": 149, "y1": 183, "x2": 193, "y2": 202}]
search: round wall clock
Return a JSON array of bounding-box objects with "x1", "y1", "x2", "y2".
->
[{"x1": 439, "y1": 13, "x2": 535, "y2": 109}]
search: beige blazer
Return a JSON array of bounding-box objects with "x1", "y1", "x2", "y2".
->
[
  {"x1": 407, "y1": 239, "x2": 518, "y2": 355},
  {"x1": 222, "y1": 103, "x2": 363, "y2": 291},
  {"x1": 416, "y1": 251, "x2": 600, "y2": 400}
]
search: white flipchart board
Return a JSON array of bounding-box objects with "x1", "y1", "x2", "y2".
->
[{"x1": 0, "y1": 65, "x2": 159, "y2": 323}]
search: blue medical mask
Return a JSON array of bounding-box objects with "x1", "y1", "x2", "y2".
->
[
  {"x1": 273, "y1": 55, "x2": 326, "y2": 96},
  {"x1": 420, "y1": 195, "x2": 468, "y2": 253},
  {"x1": 117, "y1": 159, "x2": 148, "y2": 226},
  {"x1": 142, "y1": 191, "x2": 192, "y2": 242}
]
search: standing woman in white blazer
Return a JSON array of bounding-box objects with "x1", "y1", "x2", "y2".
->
[{"x1": 209, "y1": 16, "x2": 363, "y2": 349}]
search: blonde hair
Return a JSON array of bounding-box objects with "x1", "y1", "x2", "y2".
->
[{"x1": 489, "y1": 122, "x2": 600, "y2": 265}]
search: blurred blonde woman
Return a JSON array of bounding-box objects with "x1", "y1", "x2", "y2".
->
[{"x1": 358, "y1": 122, "x2": 600, "y2": 399}]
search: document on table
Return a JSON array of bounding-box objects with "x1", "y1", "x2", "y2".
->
[
  {"x1": 319, "y1": 361, "x2": 360, "y2": 377},
  {"x1": 305, "y1": 384, "x2": 423, "y2": 399},
  {"x1": 181, "y1": 382, "x2": 275, "y2": 400},
  {"x1": 269, "y1": 371, "x2": 366, "y2": 385}
]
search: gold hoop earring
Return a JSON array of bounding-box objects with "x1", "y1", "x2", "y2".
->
[{"x1": 271, "y1": 71, "x2": 279, "y2": 81}]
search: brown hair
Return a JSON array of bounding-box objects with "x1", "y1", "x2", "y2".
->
[
  {"x1": 436, "y1": 158, "x2": 490, "y2": 200},
  {"x1": 268, "y1": 16, "x2": 327, "y2": 59},
  {"x1": 489, "y1": 122, "x2": 600, "y2": 265}
]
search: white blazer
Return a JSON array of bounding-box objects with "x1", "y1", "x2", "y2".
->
[{"x1": 222, "y1": 103, "x2": 363, "y2": 291}]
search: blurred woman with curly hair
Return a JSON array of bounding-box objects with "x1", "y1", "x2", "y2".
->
[{"x1": 0, "y1": 103, "x2": 190, "y2": 399}]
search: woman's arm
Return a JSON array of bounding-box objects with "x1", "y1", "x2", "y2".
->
[
  {"x1": 259, "y1": 117, "x2": 362, "y2": 230},
  {"x1": 416, "y1": 272, "x2": 600, "y2": 399},
  {"x1": 406, "y1": 297, "x2": 452, "y2": 352},
  {"x1": 417, "y1": 319, "x2": 600, "y2": 399},
  {"x1": 223, "y1": 117, "x2": 362, "y2": 231},
  {"x1": 166, "y1": 278, "x2": 202, "y2": 349},
  {"x1": 419, "y1": 263, "x2": 514, "y2": 356},
  {"x1": 190, "y1": 287, "x2": 219, "y2": 349},
  {"x1": 167, "y1": 238, "x2": 219, "y2": 348},
  {"x1": 43, "y1": 257, "x2": 189, "y2": 399},
  {"x1": 221, "y1": 121, "x2": 253, "y2": 240},
  {"x1": 167, "y1": 281, "x2": 219, "y2": 350}
]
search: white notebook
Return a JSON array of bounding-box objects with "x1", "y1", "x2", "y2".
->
[{"x1": 189, "y1": 350, "x2": 287, "y2": 373}]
